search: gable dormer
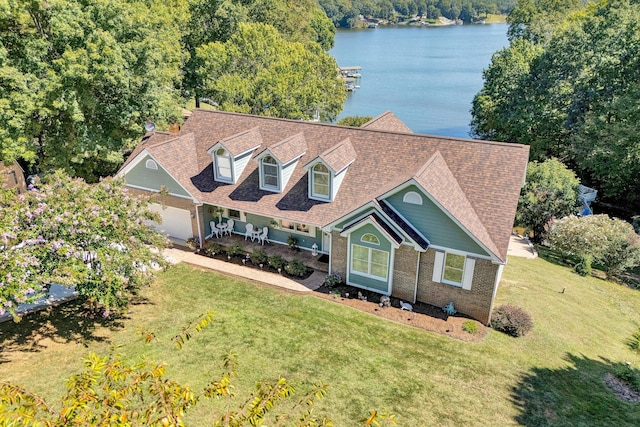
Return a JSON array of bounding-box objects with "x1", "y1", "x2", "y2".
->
[
  {"x1": 303, "y1": 138, "x2": 356, "y2": 202},
  {"x1": 207, "y1": 127, "x2": 262, "y2": 184},
  {"x1": 254, "y1": 132, "x2": 307, "y2": 193}
]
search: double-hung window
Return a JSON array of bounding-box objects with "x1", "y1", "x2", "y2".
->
[
  {"x1": 312, "y1": 163, "x2": 330, "y2": 198},
  {"x1": 442, "y1": 253, "x2": 465, "y2": 286},
  {"x1": 215, "y1": 148, "x2": 232, "y2": 180},
  {"x1": 262, "y1": 156, "x2": 279, "y2": 189},
  {"x1": 350, "y1": 244, "x2": 389, "y2": 280}
]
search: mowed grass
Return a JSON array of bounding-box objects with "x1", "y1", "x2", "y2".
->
[{"x1": 2, "y1": 257, "x2": 640, "y2": 425}]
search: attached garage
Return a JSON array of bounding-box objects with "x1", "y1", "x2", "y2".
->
[{"x1": 148, "y1": 203, "x2": 193, "y2": 241}]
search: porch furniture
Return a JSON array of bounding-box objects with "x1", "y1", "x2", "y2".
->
[
  {"x1": 245, "y1": 223, "x2": 254, "y2": 241},
  {"x1": 205, "y1": 221, "x2": 221, "y2": 239},
  {"x1": 216, "y1": 221, "x2": 228, "y2": 234},
  {"x1": 258, "y1": 226, "x2": 270, "y2": 245},
  {"x1": 223, "y1": 219, "x2": 234, "y2": 236}
]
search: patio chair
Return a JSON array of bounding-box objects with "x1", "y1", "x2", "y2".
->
[
  {"x1": 224, "y1": 219, "x2": 234, "y2": 236},
  {"x1": 205, "y1": 221, "x2": 221, "y2": 239},
  {"x1": 259, "y1": 226, "x2": 270, "y2": 245},
  {"x1": 245, "y1": 223, "x2": 254, "y2": 241}
]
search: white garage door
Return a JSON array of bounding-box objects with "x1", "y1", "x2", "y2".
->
[{"x1": 148, "y1": 203, "x2": 193, "y2": 241}]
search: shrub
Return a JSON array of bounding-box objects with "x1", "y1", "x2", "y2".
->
[
  {"x1": 547, "y1": 214, "x2": 640, "y2": 277},
  {"x1": 268, "y1": 254, "x2": 286, "y2": 270},
  {"x1": 462, "y1": 320, "x2": 479, "y2": 334},
  {"x1": 287, "y1": 235, "x2": 299, "y2": 251},
  {"x1": 324, "y1": 272, "x2": 342, "y2": 287},
  {"x1": 204, "y1": 242, "x2": 221, "y2": 257},
  {"x1": 185, "y1": 236, "x2": 200, "y2": 251},
  {"x1": 574, "y1": 255, "x2": 592, "y2": 276},
  {"x1": 491, "y1": 304, "x2": 533, "y2": 337},
  {"x1": 251, "y1": 248, "x2": 268, "y2": 266},
  {"x1": 226, "y1": 244, "x2": 243, "y2": 258},
  {"x1": 285, "y1": 258, "x2": 308, "y2": 277}
]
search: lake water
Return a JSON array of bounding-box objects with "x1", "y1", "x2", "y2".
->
[{"x1": 330, "y1": 24, "x2": 508, "y2": 138}]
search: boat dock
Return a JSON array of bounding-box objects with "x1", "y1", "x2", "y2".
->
[{"x1": 339, "y1": 66, "x2": 362, "y2": 78}]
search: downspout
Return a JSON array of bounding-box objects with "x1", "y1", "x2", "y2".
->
[
  {"x1": 413, "y1": 250, "x2": 420, "y2": 304},
  {"x1": 195, "y1": 203, "x2": 203, "y2": 249}
]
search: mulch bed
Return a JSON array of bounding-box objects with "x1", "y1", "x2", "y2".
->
[
  {"x1": 314, "y1": 283, "x2": 487, "y2": 342},
  {"x1": 195, "y1": 250, "x2": 314, "y2": 280}
]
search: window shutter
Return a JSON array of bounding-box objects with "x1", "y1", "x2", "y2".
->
[
  {"x1": 462, "y1": 258, "x2": 475, "y2": 290},
  {"x1": 432, "y1": 251, "x2": 444, "y2": 283}
]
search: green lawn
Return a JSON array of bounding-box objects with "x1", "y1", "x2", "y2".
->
[{"x1": 2, "y1": 256, "x2": 640, "y2": 425}]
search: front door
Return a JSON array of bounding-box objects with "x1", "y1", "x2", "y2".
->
[{"x1": 322, "y1": 232, "x2": 330, "y2": 254}]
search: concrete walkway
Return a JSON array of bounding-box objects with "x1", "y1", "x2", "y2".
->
[
  {"x1": 507, "y1": 234, "x2": 538, "y2": 259},
  {"x1": 163, "y1": 248, "x2": 326, "y2": 292}
]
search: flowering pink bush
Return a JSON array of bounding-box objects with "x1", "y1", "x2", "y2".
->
[{"x1": 0, "y1": 171, "x2": 169, "y2": 318}]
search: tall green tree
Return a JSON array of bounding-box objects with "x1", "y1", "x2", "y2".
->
[
  {"x1": 0, "y1": 0, "x2": 188, "y2": 181},
  {"x1": 515, "y1": 158, "x2": 580, "y2": 241},
  {"x1": 196, "y1": 22, "x2": 345, "y2": 121},
  {"x1": 472, "y1": 0, "x2": 640, "y2": 208},
  {"x1": 0, "y1": 171, "x2": 168, "y2": 319}
]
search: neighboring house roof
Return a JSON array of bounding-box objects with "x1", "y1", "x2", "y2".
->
[
  {"x1": 119, "y1": 109, "x2": 529, "y2": 262},
  {"x1": 0, "y1": 161, "x2": 27, "y2": 193},
  {"x1": 361, "y1": 111, "x2": 413, "y2": 133}
]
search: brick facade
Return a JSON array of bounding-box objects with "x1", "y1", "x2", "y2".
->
[
  {"x1": 417, "y1": 249, "x2": 498, "y2": 324},
  {"x1": 391, "y1": 245, "x2": 418, "y2": 302},
  {"x1": 331, "y1": 233, "x2": 499, "y2": 324}
]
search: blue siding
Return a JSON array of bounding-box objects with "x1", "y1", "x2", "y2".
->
[
  {"x1": 385, "y1": 185, "x2": 488, "y2": 255},
  {"x1": 202, "y1": 206, "x2": 323, "y2": 251},
  {"x1": 125, "y1": 155, "x2": 190, "y2": 197},
  {"x1": 347, "y1": 223, "x2": 391, "y2": 293}
]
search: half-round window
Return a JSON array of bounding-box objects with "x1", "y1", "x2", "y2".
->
[
  {"x1": 145, "y1": 159, "x2": 158, "y2": 170},
  {"x1": 403, "y1": 191, "x2": 423, "y2": 205},
  {"x1": 361, "y1": 233, "x2": 380, "y2": 245}
]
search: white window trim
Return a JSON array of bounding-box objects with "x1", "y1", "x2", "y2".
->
[
  {"x1": 350, "y1": 243, "x2": 389, "y2": 281},
  {"x1": 432, "y1": 250, "x2": 475, "y2": 290},
  {"x1": 145, "y1": 159, "x2": 158, "y2": 170},
  {"x1": 361, "y1": 233, "x2": 380, "y2": 245},
  {"x1": 311, "y1": 163, "x2": 331, "y2": 200},
  {"x1": 402, "y1": 191, "x2": 423, "y2": 205},
  {"x1": 214, "y1": 149, "x2": 233, "y2": 182},
  {"x1": 442, "y1": 252, "x2": 465, "y2": 287},
  {"x1": 280, "y1": 220, "x2": 314, "y2": 236},
  {"x1": 260, "y1": 156, "x2": 280, "y2": 192},
  {"x1": 224, "y1": 208, "x2": 246, "y2": 222}
]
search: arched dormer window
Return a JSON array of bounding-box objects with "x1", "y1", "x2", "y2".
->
[
  {"x1": 312, "y1": 163, "x2": 330, "y2": 198},
  {"x1": 215, "y1": 148, "x2": 232, "y2": 180},
  {"x1": 145, "y1": 159, "x2": 158, "y2": 170},
  {"x1": 361, "y1": 233, "x2": 380, "y2": 245},
  {"x1": 262, "y1": 156, "x2": 279, "y2": 189},
  {"x1": 403, "y1": 191, "x2": 423, "y2": 205}
]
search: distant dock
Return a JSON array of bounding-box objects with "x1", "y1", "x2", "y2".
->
[{"x1": 339, "y1": 66, "x2": 362, "y2": 78}]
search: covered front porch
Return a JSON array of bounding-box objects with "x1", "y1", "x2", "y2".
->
[{"x1": 202, "y1": 232, "x2": 329, "y2": 273}]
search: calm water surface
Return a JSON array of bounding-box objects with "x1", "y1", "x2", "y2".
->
[{"x1": 330, "y1": 24, "x2": 508, "y2": 138}]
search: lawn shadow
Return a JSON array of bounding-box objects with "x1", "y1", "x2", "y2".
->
[
  {"x1": 0, "y1": 299, "x2": 128, "y2": 364},
  {"x1": 512, "y1": 353, "x2": 640, "y2": 426}
]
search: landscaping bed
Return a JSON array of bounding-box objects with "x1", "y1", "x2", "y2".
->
[{"x1": 314, "y1": 282, "x2": 487, "y2": 342}]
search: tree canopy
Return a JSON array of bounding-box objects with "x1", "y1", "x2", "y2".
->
[
  {"x1": 0, "y1": 0, "x2": 188, "y2": 181},
  {"x1": 196, "y1": 22, "x2": 345, "y2": 121},
  {"x1": 0, "y1": 0, "x2": 342, "y2": 181},
  {"x1": 515, "y1": 158, "x2": 580, "y2": 241},
  {"x1": 0, "y1": 172, "x2": 168, "y2": 319},
  {"x1": 471, "y1": 0, "x2": 640, "y2": 209}
]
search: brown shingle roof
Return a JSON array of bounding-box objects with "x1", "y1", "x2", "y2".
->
[
  {"x1": 260, "y1": 132, "x2": 307, "y2": 164},
  {"x1": 361, "y1": 111, "x2": 413, "y2": 133},
  {"x1": 127, "y1": 109, "x2": 528, "y2": 262},
  {"x1": 318, "y1": 138, "x2": 356, "y2": 173},
  {"x1": 412, "y1": 151, "x2": 500, "y2": 258},
  {"x1": 216, "y1": 127, "x2": 262, "y2": 157}
]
